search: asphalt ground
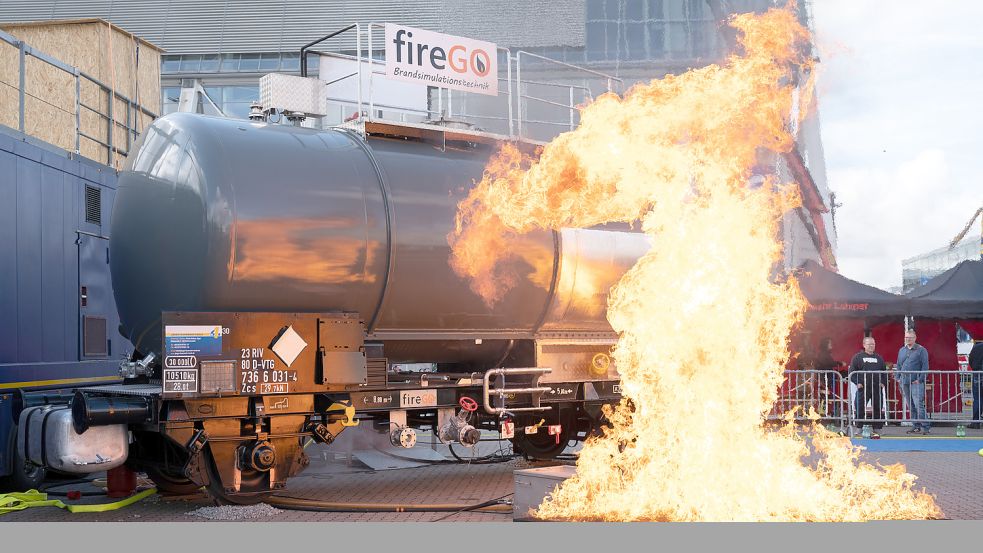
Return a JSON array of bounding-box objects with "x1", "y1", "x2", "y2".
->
[{"x1": 2, "y1": 438, "x2": 981, "y2": 522}]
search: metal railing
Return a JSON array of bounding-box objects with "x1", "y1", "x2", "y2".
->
[
  {"x1": 770, "y1": 369, "x2": 982, "y2": 435},
  {"x1": 769, "y1": 369, "x2": 849, "y2": 431},
  {"x1": 482, "y1": 368, "x2": 553, "y2": 416},
  {"x1": 514, "y1": 50, "x2": 623, "y2": 140},
  {"x1": 291, "y1": 23, "x2": 622, "y2": 143},
  {"x1": 0, "y1": 29, "x2": 159, "y2": 166}
]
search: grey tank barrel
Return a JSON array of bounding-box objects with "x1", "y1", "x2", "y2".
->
[
  {"x1": 71, "y1": 391, "x2": 152, "y2": 434},
  {"x1": 111, "y1": 114, "x2": 650, "y2": 363}
]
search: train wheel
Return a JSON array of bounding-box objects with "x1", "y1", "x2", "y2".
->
[
  {"x1": 0, "y1": 425, "x2": 45, "y2": 492},
  {"x1": 510, "y1": 412, "x2": 576, "y2": 461},
  {"x1": 511, "y1": 430, "x2": 569, "y2": 460},
  {"x1": 144, "y1": 466, "x2": 201, "y2": 496},
  {"x1": 204, "y1": 448, "x2": 274, "y2": 506}
]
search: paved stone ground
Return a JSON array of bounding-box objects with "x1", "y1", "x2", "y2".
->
[
  {"x1": 861, "y1": 450, "x2": 983, "y2": 520},
  {"x1": 0, "y1": 443, "x2": 524, "y2": 522},
  {"x1": 2, "y1": 442, "x2": 980, "y2": 522}
]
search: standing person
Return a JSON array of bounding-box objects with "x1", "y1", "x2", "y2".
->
[
  {"x1": 897, "y1": 331, "x2": 931, "y2": 434},
  {"x1": 814, "y1": 337, "x2": 846, "y2": 419},
  {"x1": 969, "y1": 340, "x2": 983, "y2": 430},
  {"x1": 848, "y1": 336, "x2": 888, "y2": 436}
]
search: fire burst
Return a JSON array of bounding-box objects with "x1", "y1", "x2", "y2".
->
[{"x1": 448, "y1": 7, "x2": 940, "y2": 521}]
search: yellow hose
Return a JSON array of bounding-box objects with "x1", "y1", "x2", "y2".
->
[{"x1": 0, "y1": 488, "x2": 157, "y2": 515}]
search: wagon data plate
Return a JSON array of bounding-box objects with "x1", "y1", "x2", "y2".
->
[{"x1": 161, "y1": 311, "x2": 364, "y2": 398}]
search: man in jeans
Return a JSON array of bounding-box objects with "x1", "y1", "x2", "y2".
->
[
  {"x1": 969, "y1": 340, "x2": 983, "y2": 430},
  {"x1": 897, "y1": 331, "x2": 930, "y2": 434}
]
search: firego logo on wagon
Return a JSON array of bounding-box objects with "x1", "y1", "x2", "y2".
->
[{"x1": 385, "y1": 23, "x2": 498, "y2": 97}]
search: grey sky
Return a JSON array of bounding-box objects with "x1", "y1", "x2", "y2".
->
[{"x1": 810, "y1": 1, "x2": 982, "y2": 290}]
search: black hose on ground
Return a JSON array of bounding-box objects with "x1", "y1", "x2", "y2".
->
[
  {"x1": 447, "y1": 442, "x2": 517, "y2": 464},
  {"x1": 266, "y1": 493, "x2": 513, "y2": 514}
]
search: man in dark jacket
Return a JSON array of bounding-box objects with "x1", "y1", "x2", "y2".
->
[
  {"x1": 848, "y1": 336, "x2": 888, "y2": 434},
  {"x1": 897, "y1": 331, "x2": 931, "y2": 434},
  {"x1": 969, "y1": 340, "x2": 983, "y2": 429}
]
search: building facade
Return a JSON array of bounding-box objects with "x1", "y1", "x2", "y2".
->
[
  {"x1": 0, "y1": 0, "x2": 835, "y2": 270},
  {"x1": 902, "y1": 236, "x2": 981, "y2": 293}
]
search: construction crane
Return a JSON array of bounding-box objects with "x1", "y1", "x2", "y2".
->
[{"x1": 948, "y1": 206, "x2": 983, "y2": 256}]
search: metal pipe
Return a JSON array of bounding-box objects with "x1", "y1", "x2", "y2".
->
[
  {"x1": 323, "y1": 72, "x2": 358, "y2": 87},
  {"x1": 355, "y1": 23, "x2": 362, "y2": 119},
  {"x1": 501, "y1": 47, "x2": 513, "y2": 137},
  {"x1": 482, "y1": 368, "x2": 552, "y2": 415},
  {"x1": 518, "y1": 50, "x2": 625, "y2": 84},
  {"x1": 517, "y1": 79, "x2": 592, "y2": 92},
  {"x1": 516, "y1": 52, "x2": 522, "y2": 139},
  {"x1": 493, "y1": 387, "x2": 552, "y2": 396},
  {"x1": 569, "y1": 86, "x2": 575, "y2": 131},
  {"x1": 523, "y1": 94, "x2": 579, "y2": 111},
  {"x1": 300, "y1": 24, "x2": 357, "y2": 77},
  {"x1": 125, "y1": 98, "x2": 131, "y2": 154},
  {"x1": 486, "y1": 368, "x2": 551, "y2": 377},
  {"x1": 76, "y1": 229, "x2": 110, "y2": 240},
  {"x1": 71, "y1": 391, "x2": 152, "y2": 434},
  {"x1": 368, "y1": 23, "x2": 376, "y2": 119},
  {"x1": 519, "y1": 118, "x2": 584, "y2": 127},
  {"x1": 79, "y1": 72, "x2": 144, "y2": 106},
  {"x1": 107, "y1": 88, "x2": 114, "y2": 165},
  {"x1": 74, "y1": 73, "x2": 81, "y2": 154},
  {"x1": 18, "y1": 40, "x2": 25, "y2": 132}
]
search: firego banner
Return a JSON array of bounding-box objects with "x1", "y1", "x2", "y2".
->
[{"x1": 385, "y1": 23, "x2": 498, "y2": 97}]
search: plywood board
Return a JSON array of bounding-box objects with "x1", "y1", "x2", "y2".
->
[
  {"x1": 0, "y1": 39, "x2": 22, "y2": 131},
  {"x1": 1, "y1": 19, "x2": 162, "y2": 165}
]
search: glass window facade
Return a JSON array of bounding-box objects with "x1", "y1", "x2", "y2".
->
[
  {"x1": 515, "y1": 0, "x2": 773, "y2": 68},
  {"x1": 161, "y1": 84, "x2": 260, "y2": 120},
  {"x1": 582, "y1": 0, "x2": 721, "y2": 63},
  {"x1": 161, "y1": 52, "x2": 315, "y2": 74},
  {"x1": 902, "y1": 237, "x2": 981, "y2": 293}
]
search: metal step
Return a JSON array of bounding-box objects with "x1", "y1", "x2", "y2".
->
[{"x1": 79, "y1": 383, "x2": 163, "y2": 397}]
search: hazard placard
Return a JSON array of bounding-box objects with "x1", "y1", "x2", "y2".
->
[{"x1": 500, "y1": 420, "x2": 514, "y2": 439}]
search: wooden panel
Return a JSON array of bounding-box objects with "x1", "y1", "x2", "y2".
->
[
  {"x1": 1, "y1": 19, "x2": 162, "y2": 164},
  {"x1": 23, "y1": 53, "x2": 75, "y2": 152},
  {"x1": 0, "y1": 40, "x2": 20, "y2": 131}
]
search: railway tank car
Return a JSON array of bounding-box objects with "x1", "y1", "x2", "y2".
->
[{"x1": 19, "y1": 113, "x2": 649, "y2": 504}]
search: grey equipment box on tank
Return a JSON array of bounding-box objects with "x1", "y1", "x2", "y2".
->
[{"x1": 513, "y1": 464, "x2": 577, "y2": 521}]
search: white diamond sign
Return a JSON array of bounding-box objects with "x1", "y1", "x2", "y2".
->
[{"x1": 270, "y1": 325, "x2": 307, "y2": 367}]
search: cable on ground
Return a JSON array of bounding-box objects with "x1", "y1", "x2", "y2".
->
[{"x1": 266, "y1": 492, "x2": 512, "y2": 515}]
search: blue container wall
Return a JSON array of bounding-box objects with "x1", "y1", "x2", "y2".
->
[{"x1": 0, "y1": 126, "x2": 129, "y2": 391}]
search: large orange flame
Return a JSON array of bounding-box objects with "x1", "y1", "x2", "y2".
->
[{"x1": 449, "y1": 7, "x2": 940, "y2": 521}]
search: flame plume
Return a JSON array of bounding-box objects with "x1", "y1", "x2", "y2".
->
[{"x1": 448, "y1": 7, "x2": 940, "y2": 521}]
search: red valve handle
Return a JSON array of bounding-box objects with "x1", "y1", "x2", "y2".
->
[{"x1": 459, "y1": 396, "x2": 479, "y2": 412}]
